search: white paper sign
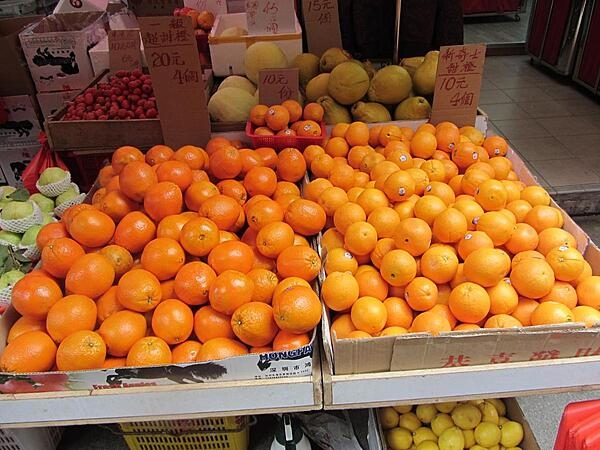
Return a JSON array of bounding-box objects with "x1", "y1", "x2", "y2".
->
[
  {"x1": 53, "y1": 0, "x2": 109, "y2": 13},
  {"x1": 245, "y1": 0, "x2": 296, "y2": 35}
]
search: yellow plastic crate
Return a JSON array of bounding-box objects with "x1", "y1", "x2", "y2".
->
[{"x1": 118, "y1": 416, "x2": 249, "y2": 450}]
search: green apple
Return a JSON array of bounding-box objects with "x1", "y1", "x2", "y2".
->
[
  {"x1": 0, "y1": 230, "x2": 23, "y2": 245},
  {"x1": 55, "y1": 186, "x2": 79, "y2": 206},
  {"x1": 0, "y1": 269, "x2": 26, "y2": 287},
  {"x1": 29, "y1": 193, "x2": 55, "y2": 213},
  {"x1": 20, "y1": 225, "x2": 42, "y2": 247},
  {"x1": 0, "y1": 201, "x2": 34, "y2": 220},
  {"x1": 0, "y1": 186, "x2": 17, "y2": 201},
  {"x1": 41, "y1": 213, "x2": 56, "y2": 225},
  {"x1": 38, "y1": 167, "x2": 69, "y2": 186}
]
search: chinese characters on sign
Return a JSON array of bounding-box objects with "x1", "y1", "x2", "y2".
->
[
  {"x1": 139, "y1": 16, "x2": 210, "y2": 148},
  {"x1": 301, "y1": 0, "x2": 342, "y2": 56},
  {"x1": 245, "y1": 0, "x2": 296, "y2": 35},
  {"x1": 108, "y1": 30, "x2": 142, "y2": 72},
  {"x1": 258, "y1": 68, "x2": 299, "y2": 105},
  {"x1": 430, "y1": 44, "x2": 486, "y2": 128}
]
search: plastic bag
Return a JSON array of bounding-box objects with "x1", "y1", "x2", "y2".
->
[
  {"x1": 294, "y1": 411, "x2": 364, "y2": 450},
  {"x1": 22, "y1": 132, "x2": 69, "y2": 194}
]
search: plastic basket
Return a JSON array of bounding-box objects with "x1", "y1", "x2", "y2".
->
[
  {"x1": 0, "y1": 427, "x2": 63, "y2": 450},
  {"x1": 245, "y1": 121, "x2": 325, "y2": 151},
  {"x1": 118, "y1": 416, "x2": 250, "y2": 450}
]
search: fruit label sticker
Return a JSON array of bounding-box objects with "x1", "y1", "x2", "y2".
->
[
  {"x1": 301, "y1": 0, "x2": 342, "y2": 56},
  {"x1": 129, "y1": 0, "x2": 184, "y2": 17},
  {"x1": 139, "y1": 16, "x2": 211, "y2": 148},
  {"x1": 430, "y1": 44, "x2": 486, "y2": 127},
  {"x1": 258, "y1": 68, "x2": 299, "y2": 105},
  {"x1": 245, "y1": 0, "x2": 296, "y2": 35},
  {"x1": 183, "y1": 0, "x2": 227, "y2": 14},
  {"x1": 108, "y1": 30, "x2": 142, "y2": 72}
]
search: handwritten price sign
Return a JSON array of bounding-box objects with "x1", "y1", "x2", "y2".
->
[
  {"x1": 302, "y1": 0, "x2": 342, "y2": 56},
  {"x1": 139, "y1": 16, "x2": 210, "y2": 148},
  {"x1": 258, "y1": 68, "x2": 299, "y2": 105},
  {"x1": 245, "y1": 0, "x2": 296, "y2": 35},
  {"x1": 183, "y1": 0, "x2": 227, "y2": 14},
  {"x1": 108, "y1": 30, "x2": 141, "y2": 72},
  {"x1": 430, "y1": 44, "x2": 486, "y2": 127}
]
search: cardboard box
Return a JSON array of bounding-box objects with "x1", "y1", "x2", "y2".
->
[
  {"x1": 36, "y1": 89, "x2": 78, "y2": 119},
  {"x1": 0, "y1": 16, "x2": 43, "y2": 97},
  {"x1": 0, "y1": 95, "x2": 42, "y2": 148},
  {"x1": 18, "y1": 12, "x2": 108, "y2": 93},
  {"x1": 208, "y1": 12, "x2": 302, "y2": 77},
  {"x1": 371, "y1": 398, "x2": 540, "y2": 450},
  {"x1": 89, "y1": 33, "x2": 148, "y2": 77},
  {"x1": 322, "y1": 144, "x2": 600, "y2": 376},
  {"x1": 0, "y1": 305, "x2": 316, "y2": 392},
  {"x1": 0, "y1": 145, "x2": 39, "y2": 187}
]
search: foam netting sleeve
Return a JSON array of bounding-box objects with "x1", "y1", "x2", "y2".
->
[
  {"x1": 36, "y1": 171, "x2": 72, "y2": 197},
  {"x1": 0, "y1": 201, "x2": 43, "y2": 233}
]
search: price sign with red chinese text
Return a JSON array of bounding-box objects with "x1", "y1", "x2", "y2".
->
[
  {"x1": 139, "y1": 16, "x2": 211, "y2": 148},
  {"x1": 108, "y1": 30, "x2": 142, "y2": 72},
  {"x1": 245, "y1": 0, "x2": 296, "y2": 35},
  {"x1": 258, "y1": 68, "x2": 299, "y2": 105},
  {"x1": 430, "y1": 44, "x2": 486, "y2": 127},
  {"x1": 301, "y1": 0, "x2": 342, "y2": 56}
]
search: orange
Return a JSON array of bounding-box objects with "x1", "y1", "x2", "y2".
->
[
  {"x1": 254, "y1": 147, "x2": 278, "y2": 169},
  {"x1": 329, "y1": 163, "x2": 355, "y2": 191},
  {"x1": 355, "y1": 269, "x2": 389, "y2": 301},
  {"x1": 487, "y1": 279, "x2": 519, "y2": 315},
  {"x1": 140, "y1": 237, "x2": 185, "y2": 281},
  {"x1": 277, "y1": 147, "x2": 307, "y2": 182},
  {"x1": 520, "y1": 185, "x2": 551, "y2": 207},
  {"x1": 511, "y1": 297, "x2": 540, "y2": 326},
  {"x1": 576, "y1": 276, "x2": 600, "y2": 309},
  {"x1": 98, "y1": 164, "x2": 117, "y2": 187},
  {"x1": 199, "y1": 194, "x2": 243, "y2": 231},
  {"x1": 393, "y1": 217, "x2": 432, "y2": 257},
  {"x1": 488, "y1": 156, "x2": 513, "y2": 180},
  {"x1": 113, "y1": 211, "x2": 157, "y2": 254},
  {"x1": 284, "y1": 198, "x2": 326, "y2": 236},
  {"x1": 406, "y1": 167, "x2": 429, "y2": 195},
  {"x1": 429, "y1": 303, "x2": 458, "y2": 329},
  {"x1": 484, "y1": 314, "x2": 523, "y2": 329},
  {"x1": 272, "y1": 285, "x2": 321, "y2": 334},
  {"x1": 155, "y1": 160, "x2": 193, "y2": 191},
  {"x1": 0, "y1": 331, "x2": 57, "y2": 372},
  {"x1": 206, "y1": 136, "x2": 232, "y2": 156},
  {"x1": 238, "y1": 149, "x2": 264, "y2": 177},
  {"x1": 448, "y1": 282, "x2": 490, "y2": 323},
  {"x1": 504, "y1": 222, "x2": 540, "y2": 254},
  {"x1": 345, "y1": 121, "x2": 370, "y2": 147},
  {"x1": 208, "y1": 240, "x2": 254, "y2": 275},
  {"x1": 378, "y1": 124, "x2": 405, "y2": 146},
  {"x1": 119, "y1": 161, "x2": 158, "y2": 202},
  {"x1": 537, "y1": 227, "x2": 578, "y2": 255},
  {"x1": 410, "y1": 131, "x2": 437, "y2": 159},
  {"x1": 96, "y1": 286, "x2": 123, "y2": 324},
  {"x1": 111, "y1": 146, "x2": 144, "y2": 174},
  {"x1": 209, "y1": 270, "x2": 254, "y2": 315},
  {"x1": 6, "y1": 316, "x2": 46, "y2": 344},
  {"x1": 410, "y1": 310, "x2": 452, "y2": 335},
  {"x1": 413, "y1": 195, "x2": 446, "y2": 226},
  {"x1": 453, "y1": 199, "x2": 484, "y2": 232},
  {"x1": 350, "y1": 296, "x2": 388, "y2": 334},
  {"x1": 98, "y1": 310, "x2": 148, "y2": 357},
  {"x1": 193, "y1": 305, "x2": 235, "y2": 343},
  {"x1": 272, "y1": 330, "x2": 310, "y2": 350},
  {"x1": 461, "y1": 168, "x2": 491, "y2": 196},
  {"x1": 482, "y1": 135, "x2": 508, "y2": 157},
  {"x1": 333, "y1": 202, "x2": 367, "y2": 235},
  {"x1": 545, "y1": 245, "x2": 585, "y2": 281},
  {"x1": 156, "y1": 214, "x2": 190, "y2": 241},
  {"x1": 40, "y1": 237, "x2": 85, "y2": 279},
  {"x1": 243, "y1": 166, "x2": 277, "y2": 198},
  {"x1": 379, "y1": 249, "x2": 417, "y2": 287},
  {"x1": 303, "y1": 178, "x2": 333, "y2": 202},
  {"x1": 457, "y1": 231, "x2": 494, "y2": 260},
  {"x1": 68, "y1": 209, "x2": 116, "y2": 249},
  {"x1": 247, "y1": 268, "x2": 279, "y2": 304},
  {"x1": 511, "y1": 250, "x2": 546, "y2": 269},
  {"x1": 143, "y1": 181, "x2": 183, "y2": 223},
  {"x1": 476, "y1": 210, "x2": 515, "y2": 246},
  {"x1": 56, "y1": 330, "x2": 106, "y2": 371},
  {"x1": 432, "y1": 207, "x2": 468, "y2": 243},
  {"x1": 36, "y1": 222, "x2": 69, "y2": 249},
  {"x1": 463, "y1": 248, "x2": 511, "y2": 287},
  {"x1": 98, "y1": 189, "x2": 138, "y2": 224},
  {"x1": 420, "y1": 245, "x2": 459, "y2": 284},
  {"x1": 281, "y1": 99, "x2": 303, "y2": 122},
  {"x1": 318, "y1": 186, "x2": 349, "y2": 216},
  {"x1": 173, "y1": 145, "x2": 206, "y2": 170},
  {"x1": 572, "y1": 306, "x2": 600, "y2": 328},
  {"x1": 383, "y1": 297, "x2": 414, "y2": 329},
  {"x1": 265, "y1": 105, "x2": 290, "y2": 131},
  {"x1": 196, "y1": 337, "x2": 248, "y2": 362},
  {"x1": 420, "y1": 160, "x2": 446, "y2": 183},
  {"x1": 424, "y1": 180, "x2": 455, "y2": 205},
  {"x1": 344, "y1": 221, "x2": 378, "y2": 256},
  {"x1": 452, "y1": 141, "x2": 480, "y2": 171},
  {"x1": 97, "y1": 245, "x2": 134, "y2": 280},
  {"x1": 231, "y1": 302, "x2": 278, "y2": 347},
  {"x1": 65, "y1": 253, "x2": 115, "y2": 299},
  {"x1": 325, "y1": 136, "x2": 350, "y2": 158},
  {"x1": 246, "y1": 198, "x2": 284, "y2": 231},
  {"x1": 404, "y1": 277, "x2": 438, "y2": 311},
  {"x1": 474, "y1": 179, "x2": 508, "y2": 211},
  {"x1": 151, "y1": 298, "x2": 194, "y2": 345},
  {"x1": 540, "y1": 281, "x2": 578, "y2": 309},
  {"x1": 117, "y1": 269, "x2": 162, "y2": 312},
  {"x1": 435, "y1": 122, "x2": 460, "y2": 153},
  {"x1": 510, "y1": 258, "x2": 555, "y2": 299},
  {"x1": 254, "y1": 221, "x2": 295, "y2": 260},
  {"x1": 184, "y1": 180, "x2": 219, "y2": 211},
  {"x1": 370, "y1": 237, "x2": 396, "y2": 268},
  {"x1": 46, "y1": 294, "x2": 97, "y2": 343},
  {"x1": 276, "y1": 245, "x2": 321, "y2": 281},
  {"x1": 572, "y1": 260, "x2": 593, "y2": 287},
  {"x1": 179, "y1": 217, "x2": 220, "y2": 257},
  {"x1": 383, "y1": 170, "x2": 416, "y2": 203},
  {"x1": 250, "y1": 104, "x2": 269, "y2": 126},
  {"x1": 172, "y1": 341, "x2": 203, "y2": 363},
  {"x1": 330, "y1": 314, "x2": 357, "y2": 339},
  {"x1": 126, "y1": 336, "x2": 172, "y2": 367},
  {"x1": 524, "y1": 205, "x2": 563, "y2": 232},
  {"x1": 531, "y1": 301, "x2": 574, "y2": 325},
  {"x1": 145, "y1": 144, "x2": 174, "y2": 166},
  {"x1": 321, "y1": 271, "x2": 360, "y2": 312},
  {"x1": 209, "y1": 146, "x2": 243, "y2": 180}
]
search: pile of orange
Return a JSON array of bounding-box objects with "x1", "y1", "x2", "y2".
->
[
  {"x1": 0, "y1": 139, "x2": 325, "y2": 373},
  {"x1": 249, "y1": 100, "x2": 324, "y2": 137},
  {"x1": 309, "y1": 120, "x2": 600, "y2": 339}
]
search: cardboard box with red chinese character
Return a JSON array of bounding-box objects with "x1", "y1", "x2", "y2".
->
[{"x1": 321, "y1": 128, "x2": 600, "y2": 376}]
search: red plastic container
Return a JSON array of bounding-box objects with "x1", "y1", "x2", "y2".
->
[
  {"x1": 554, "y1": 399, "x2": 600, "y2": 450},
  {"x1": 245, "y1": 121, "x2": 325, "y2": 151}
]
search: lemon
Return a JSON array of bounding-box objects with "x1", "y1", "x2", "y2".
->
[
  {"x1": 399, "y1": 412, "x2": 422, "y2": 432},
  {"x1": 469, "y1": 446, "x2": 487, "y2": 450},
  {"x1": 437, "y1": 426, "x2": 465, "y2": 450},
  {"x1": 451, "y1": 403, "x2": 482, "y2": 430},
  {"x1": 462, "y1": 429, "x2": 475, "y2": 448},
  {"x1": 380, "y1": 407, "x2": 400, "y2": 429},
  {"x1": 431, "y1": 413, "x2": 454, "y2": 436},
  {"x1": 486, "y1": 398, "x2": 506, "y2": 417},
  {"x1": 394, "y1": 404, "x2": 413, "y2": 414},
  {"x1": 474, "y1": 421, "x2": 501, "y2": 446},
  {"x1": 500, "y1": 420, "x2": 524, "y2": 447},
  {"x1": 416, "y1": 404, "x2": 438, "y2": 424},
  {"x1": 478, "y1": 400, "x2": 500, "y2": 425},
  {"x1": 416, "y1": 441, "x2": 439, "y2": 450},
  {"x1": 503, "y1": 447, "x2": 522, "y2": 450},
  {"x1": 435, "y1": 401, "x2": 457, "y2": 413},
  {"x1": 386, "y1": 427, "x2": 413, "y2": 450},
  {"x1": 498, "y1": 416, "x2": 509, "y2": 425},
  {"x1": 412, "y1": 427, "x2": 437, "y2": 446}
]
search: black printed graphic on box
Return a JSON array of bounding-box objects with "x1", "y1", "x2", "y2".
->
[{"x1": 32, "y1": 48, "x2": 80, "y2": 75}]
